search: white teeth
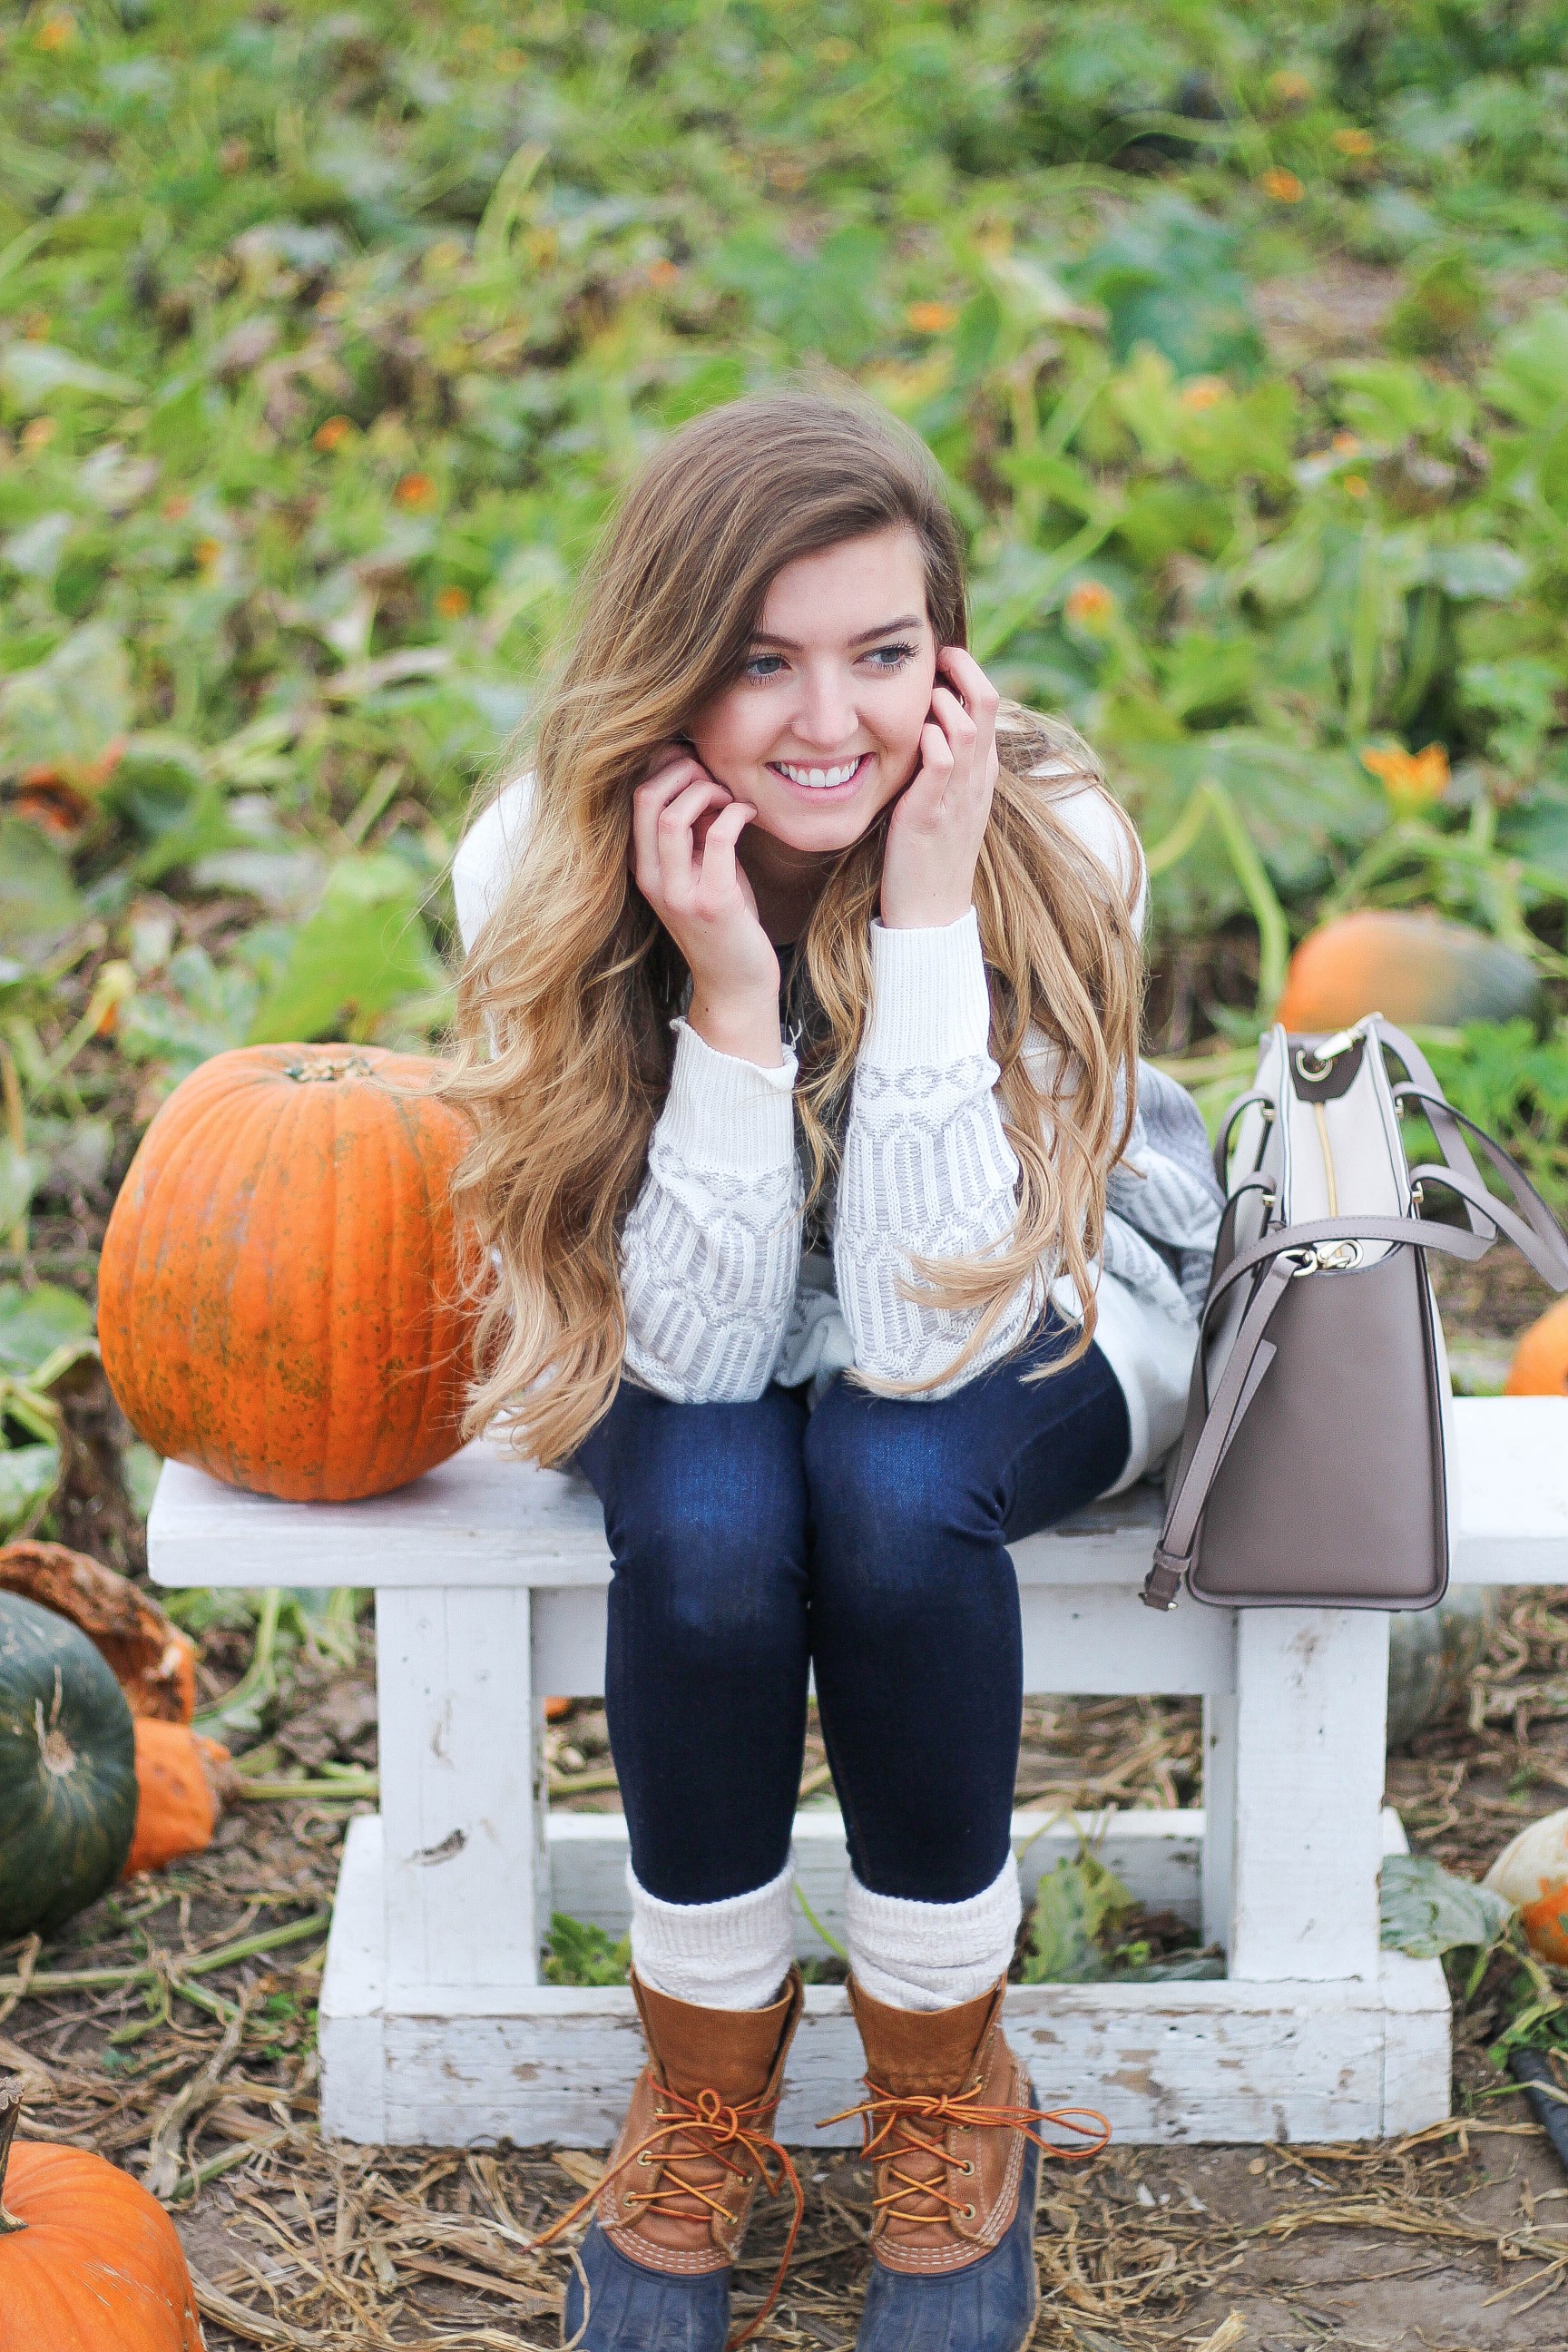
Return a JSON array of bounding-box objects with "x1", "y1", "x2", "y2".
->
[{"x1": 776, "y1": 758, "x2": 862, "y2": 789}]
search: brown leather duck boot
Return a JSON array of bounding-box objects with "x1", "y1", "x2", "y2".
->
[
  {"x1": 550, "y1": 1965, "x2": 805, "y2": 2351},
  {"x1": 835, "y1": 1975, "x2": 1108, "y2": 2352}
]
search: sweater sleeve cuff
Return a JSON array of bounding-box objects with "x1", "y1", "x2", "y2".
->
[
  {"x1": 657, "y1": 1018, "x2": 799, "y2": 1173},
  {"x1": 861, "y1": 909, "x2": 993, "y2": 1068}
]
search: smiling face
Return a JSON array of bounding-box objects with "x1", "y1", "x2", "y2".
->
[{"x1": 687, "y1": 524, "x2": 938, "y2": 871}]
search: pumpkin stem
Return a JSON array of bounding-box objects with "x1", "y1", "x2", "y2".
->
[{"x1": 0, "y1": 2074, "x2": 25, "y2": 2233}]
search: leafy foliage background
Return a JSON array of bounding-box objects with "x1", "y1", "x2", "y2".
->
[{"x1": 4, "y1": 0, "x2": 1568, "y2": 1529}]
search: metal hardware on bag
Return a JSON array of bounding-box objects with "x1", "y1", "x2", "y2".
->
[
  {"x1": 1282, "y1": 1238, "x2": 1364, "y2": 1278},
  {"x1": 1142, "y1": 1547, "x2": 1187, "y2": 1612},
  {"x1": 1294, "y1": 1013, "x2": 1379, "y2": 1083},
  {"x1": 1410, "y1": 1181, "x2": 1425, "y2": 1207}
]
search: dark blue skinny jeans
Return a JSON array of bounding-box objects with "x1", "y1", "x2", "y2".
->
[{"x1": 573, "y1": 1316, "x2": 1131, "y2": 1910}]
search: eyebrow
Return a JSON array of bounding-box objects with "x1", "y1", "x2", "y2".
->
[{"x1": 748, "y1": 612, "x2": 925, "y2": 652}]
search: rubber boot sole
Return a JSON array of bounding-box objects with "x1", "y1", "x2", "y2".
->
[{"x1": 563, "y1": 2219, "x2": 730, "y2": 2352}]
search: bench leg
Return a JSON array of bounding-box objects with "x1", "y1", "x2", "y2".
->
[
  {"x1": 377, "y1": 1584, "x2": 547, "y2": 1993},
  {"x1": 1216, "y1": 1608, "x2": 1389, "y2": 1982}
]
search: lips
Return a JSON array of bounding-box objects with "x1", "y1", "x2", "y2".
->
[{"x1": 768, "y1": 752, "x2": 869, "y2": 791}]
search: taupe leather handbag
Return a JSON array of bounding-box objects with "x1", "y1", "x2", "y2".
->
[{"x1": 1142, "y1": 1014, "x2": 1568, "y2": 1612}]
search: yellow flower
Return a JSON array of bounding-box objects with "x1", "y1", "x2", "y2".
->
[
  {"x1": 436, "y1": 585, "x2": 471, "y2": 619},
  {"x1": 906, "y1": 301, "x2": 957, "y2": 334},
  {"x1": 394, "y1": 472, "x2": 436, "y2": 510},
  {"x1": 1331, "y1": 430, "x2": 1360, "y2": 456},
  {"x1": 1361, "y1": 742, "x2": 1450, "y2": 812},
  {"x1": 34, "y1": 14, "x2": 77, "y2": 51},
  {"x1": 313, "y1": 415, "x2": 356, "y2": 453},
  {"x1": 1064, "y1": 580, "x2": 1116, "y2": 632},
  {"x1": 1258, "y1": 168, "x2": 1305, "y2": 202},
  {"x1": 1343, "y1": 473, "x2": 1369, "y2": 498},
  {"x1": 20, "y1": 417, "x2": 57, "y2": 453},
  {"x1": 193, "y1": 536, "x2": 223, "y2": 574},
  {"x1": 1179, "y1": 376, "x2": 1230, "y2": 412},
  {"x1": 1333, "y1": 128, "x2": 1375, "y2": 157}
]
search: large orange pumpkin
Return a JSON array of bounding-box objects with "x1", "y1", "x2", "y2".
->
[
  {"x1": 99, "y1": 1045, "x2": 478, "y2": 1502},
  {"x1": 0, "y1": 2081, "x2": 205, "y2": 2350},
  {"x1": 1275, "y1": 908, "x2": 1538, "y2": 1033},
  {"x1": 1505, "y1": 1297, "x2": 1568, "y2": 1397}
]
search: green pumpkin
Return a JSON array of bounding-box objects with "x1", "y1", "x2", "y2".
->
[{"x1": 0, "y1": 1592, "x2": 138, "y2": 1938}]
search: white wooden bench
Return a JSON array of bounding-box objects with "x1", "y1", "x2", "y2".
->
[{"x1": 148, "y1": 1396, "x2": 1568, "y2": 2148}]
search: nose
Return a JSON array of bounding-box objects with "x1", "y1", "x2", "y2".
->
[{"x1": 789, "y1": 661, "x2": 859, "y2": 751}]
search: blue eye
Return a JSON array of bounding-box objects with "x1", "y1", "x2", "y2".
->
[
  {"x1": 865, "y1": 642, "x2": 917, "y2": 670},
  {"x1": 742, "y1": 653, "x2": 787, "y2": 681}
]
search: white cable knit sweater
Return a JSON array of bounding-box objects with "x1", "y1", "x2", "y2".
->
[{"x1": 453, "y1": 769, "x2": 1222, "y2": 1492}]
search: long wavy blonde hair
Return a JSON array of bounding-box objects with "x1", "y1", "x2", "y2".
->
[{"x1": 446, "y1": 392, "x2": 1143, "y2": 1465}]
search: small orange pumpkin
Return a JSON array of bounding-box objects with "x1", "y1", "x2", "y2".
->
[
  {"x1": 1504, "y1": 1298, "x2": 1568, "y2": 1398},
  {"x1": 1519, "y1": 1882, "x2": 1568, "y2": 1966},
  {"x1": 122, "y1": 1720, "x2": 235, "y2": 1879},
  {"x1": 99, "y1": 1044, "x2": 480, "y2": 1503},
  {"x1": 1276, "y1": 908, "x2": 1538, "y2": 1033},
  {"x1": 0, "y1": 2078, "x2": 205, "y2": 2350},
  {"x1": 1485, "y1": 1807, "x2": 1568, "y2": 1965}
]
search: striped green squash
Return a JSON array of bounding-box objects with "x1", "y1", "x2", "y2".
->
[{"x1": 0, "y1": 1592, "x2": 138, "y2": 1938}]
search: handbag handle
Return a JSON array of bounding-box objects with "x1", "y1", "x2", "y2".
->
[
  {"x1": 1212, "y1": 1090, "x2": 1275, "y2": 1191},
  {"x1": 1392, "y1": 1084, "x2": 1568, "y2": 1290}
]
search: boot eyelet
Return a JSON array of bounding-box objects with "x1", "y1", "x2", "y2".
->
[
  {"x1": 957, "y1": 2160, "x2": 974, "y2": 2174},
  {"x1": 637, "y1": 2152, "x2": 652, "y2": 2166},
  {"x1": 962, "y1": 2202, "x2": 976, "y2": 2220}
]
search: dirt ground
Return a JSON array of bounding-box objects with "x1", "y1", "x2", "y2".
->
[{"x1": 5, "y1": 1253, "x2": 1568, "y2": 2348}]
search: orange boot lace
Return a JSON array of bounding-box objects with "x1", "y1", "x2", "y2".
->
[
  {"x1": 532, "y1": 2082, "x2": 804, "y2": 2350},
  {"x1": 820, "y1": 2079, "x2": 1110, "y2": 2231}
]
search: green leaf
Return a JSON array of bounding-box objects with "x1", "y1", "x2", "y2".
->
[
  {"x1": 0, "y1": 817, "x2": 83, "y2": 957},
  {"x1": 543, "y1": 1912, "x2": 632, "y2": 1987},
  {"x1": 0, "y1": 342, "x2": 140, "y2": 407},
  {"x1": 118, "y1": 945, "x2": 260, "y2": 1077},
  {"x1": 1379, "y1": 1852, "x2": 1512, "y2": 1959},
  {"x1": 1481, "y1": 303, "x2": 1568, "y2": 430},
  {"x1": 0, "y1": 1281, "x2": 93, "y2": 1379},
  {"x1": 246, "y1": 856, "x2": 443, "y2": 1045},
  {"x1": 0, "y1": 1139, "x2": 43, "y2": 1232},
  {"x1": 1021, "y1": 1852, "x2": 1134, "y2": 1984},
  {"x1": 1427, "y1": 544, "x2": 1528, "y2": 602},
  {"x1": 1078, "y1": 197, "x2": 1263, "y2": 381},
  {"x1": 0, "y1": 1443, "x2": 60, "y2": 1536},
  {"x1": 0, "y1": 622, "x2": 132, "y2": 788}
]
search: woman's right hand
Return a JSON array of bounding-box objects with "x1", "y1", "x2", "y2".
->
[{"x1": 632, "y1": 751, "x2": 785, "y2": 1068}]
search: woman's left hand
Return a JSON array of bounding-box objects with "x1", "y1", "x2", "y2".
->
[{"x1": 879, "y1": 645, "x2": 1001, "y2": 931}]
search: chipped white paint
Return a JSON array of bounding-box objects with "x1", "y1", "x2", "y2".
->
[
  {"x1": 321, "y1": 1816, "x2": 1449, "y2": 2147},
  {"x1": 151, "y1": 1395, "x2": 1568, "y2": 2148}
]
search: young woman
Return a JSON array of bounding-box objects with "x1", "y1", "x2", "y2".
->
[{"x1": 448, "y1": 392, "x2": 1221, "y2": 2352}]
